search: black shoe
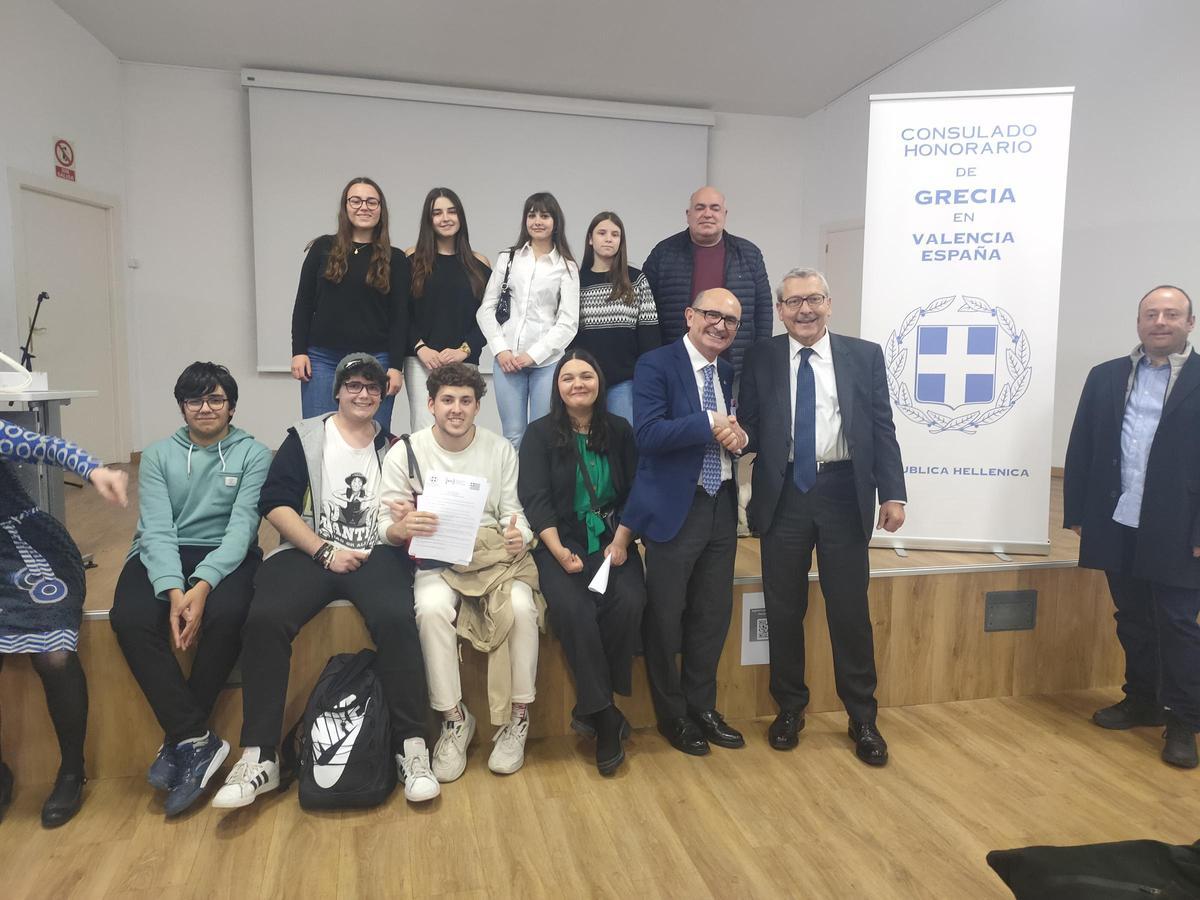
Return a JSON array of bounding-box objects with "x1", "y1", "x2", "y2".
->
[
  {"x1": 768, "y1": 710, "x2": 805, "y2": 750},
  {"x1": 41, "y1": 770, "x2": 86, "y2": 828},
  {"x1": 848, "y1": 721, "x2": 889, "y2": 767},
  {"x1": 0, "y1": 761, "x2": 12, "y2": 822},
  {"x1": 691, "y1": 709, "x2": 745, "y2": 749},
  {"x1": 658, "y1": 717, "x2": 709, "y2": 756},
  {"x1": 570, "y1": 713, "x2": 597, "y2": 740},
  {"x1": 1093, "y1": 697, "x2": 1166, "y2": 730},
  {"x1": 595, "y1": 706, "x2": 632, "y2": 776},
  {"x1": 1162, "y1": 718, "x2": 1199, "y2": 769}
]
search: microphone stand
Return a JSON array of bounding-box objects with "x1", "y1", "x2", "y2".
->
[{"x1": 19, "y1": 292, "x2": 49, "y2": 371}]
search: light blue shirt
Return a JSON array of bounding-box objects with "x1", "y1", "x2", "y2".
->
[{"x1": 1113, "y1": 355, "x2": 1171, "y2": 528}]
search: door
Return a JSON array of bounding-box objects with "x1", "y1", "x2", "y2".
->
[
  {"x1": 16, "y1": 187, "x2": 122, "y2": 462},
  {"x1": 823, "y1": 226, "x2": 864, "y2": 338}
]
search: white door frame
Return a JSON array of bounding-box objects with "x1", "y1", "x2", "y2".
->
[{"x1": 8, "y1": 167, "x2": 132, "y2": 461}]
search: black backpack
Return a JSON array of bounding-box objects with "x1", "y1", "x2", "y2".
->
[{"x1": 284, "y1": 650, "x2": 396, "y2": 810}]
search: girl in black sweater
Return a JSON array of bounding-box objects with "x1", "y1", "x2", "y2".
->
[
  {"x1": 290, "y1": 176, "x2": 410, "y2": 428},
  {"x1": 404, "y1": 187, "x2": 492, "y2": 432},
  {"x1": 572, "y1": 211, "x2": 661, "y2": 423}
]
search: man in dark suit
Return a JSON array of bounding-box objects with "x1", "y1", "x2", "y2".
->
[
  {"x1": 1063, "y1": 284, "x2": 1200, "y2": 769},
  {"x1": 738, "y1": 268, "x2": 906, "y2": 766},
  {"x1": 622, "y1": 288, "x2": 748, "y2": 755}
]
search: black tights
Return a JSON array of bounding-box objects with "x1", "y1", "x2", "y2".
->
[{"x1": 0, "y1": 651, "x2": 88, "y2": 776}]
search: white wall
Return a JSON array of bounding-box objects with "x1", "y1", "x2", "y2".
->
[
  {"x1": 799, "y1": 0, "x2": 1200, "y2": 463},
  {"x1": 708, "y1": 112, "x2": 806, "y2": 306},
  {"x1": 121, "y1": 63, "x2": 807, "y2": 447},
  {"x1": 0, "y1": 0, "x2": 125, "y2": 354}
]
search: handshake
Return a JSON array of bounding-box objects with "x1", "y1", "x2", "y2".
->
[{"x1": 711, "y1": 412, "x2": 747, "y2": 453}]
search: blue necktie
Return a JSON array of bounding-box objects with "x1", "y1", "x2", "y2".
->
[
  {"x1": 701, "y1": 364, "x2": 722, "y2": 496},
  {"x1": 793, "y1": 348, "x2": 816, "y2": 492}
]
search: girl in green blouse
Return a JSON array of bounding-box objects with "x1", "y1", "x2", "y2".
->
[{"x1": 517, "y1": 350, "x2": 645, "y2": 775}]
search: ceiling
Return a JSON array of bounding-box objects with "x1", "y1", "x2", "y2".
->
[{"x1": 54, "y1": 0, "x2": 1003, "y2": 117}]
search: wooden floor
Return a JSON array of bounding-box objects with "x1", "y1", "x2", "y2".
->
[{"x1": 1, "y1": 689, "x2": 1197, "y2": 899}]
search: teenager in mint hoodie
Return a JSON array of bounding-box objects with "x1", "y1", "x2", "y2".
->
[{"x1": 109, "y1": 362, "x2": 270, "y2": 817}]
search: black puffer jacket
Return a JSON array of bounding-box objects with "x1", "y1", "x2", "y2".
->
[{"x1": 641, "y1": 229, "x2": 773, "y2": 376}]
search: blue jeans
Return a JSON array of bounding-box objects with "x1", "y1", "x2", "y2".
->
[
  {"x1": 300, "y1": 346, "x2": 395, "y2": 430},
  {"x1": 606, "y1": 380, "x2": 634, "y2": 424},
  {"x1": 491, "y1": 361, "x2": 556, "y2": 448}
]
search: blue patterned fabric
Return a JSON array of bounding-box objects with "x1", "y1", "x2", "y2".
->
[
  {"x1": 793, "y1": 348, "x2": 816, "y2": 492},
  {"x1": 700, "y1": 364, "x2": 722, "y2": 496},
  {"x1": 0, "y1": 419, "x2": 93, "y2": 653}
]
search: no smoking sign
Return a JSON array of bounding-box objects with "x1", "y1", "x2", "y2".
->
[{"x1": 54, "y1": 138, "x2": 76, "y2": 182}]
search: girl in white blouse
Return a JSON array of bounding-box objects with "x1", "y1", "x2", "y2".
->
[{"x1": 477, "y1": 192, "x2": 580, "y2": 448}]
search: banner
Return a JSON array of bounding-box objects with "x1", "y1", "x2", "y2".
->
[{"x1": 860, "y1": 88, "x2": 1074, "y2": 554}]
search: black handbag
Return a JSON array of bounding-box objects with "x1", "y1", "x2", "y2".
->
[
  {"x1": 494, "y1": 248, "x2": 516, "y2": 325},
  {"x1": 573, "y1": 436, "x2": 618, "y2": 537}
]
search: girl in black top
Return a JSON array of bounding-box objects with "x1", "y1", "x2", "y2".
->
[
  {"x1": 290, "y1": 176, "x2": 410, "y2": 428},
  {"x1": 572, "y1": 211, "x2": 661, "y2": 424},
  {"x1": 517, "y1": 349, "x2": 644, "y2": 776},
  {"x1": 404, "y1": 187, "x2": 492, "y2": 432}
]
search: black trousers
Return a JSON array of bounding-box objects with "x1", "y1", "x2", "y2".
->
[
  {"x1": 760, "y1": 465, "x2": 878, "y2": 723},
  {"x1": 642, "y1": 481, "x2": 737, "y2": 722},
  {"x1": 240, "y1": 547, "x2": 426, "y2": 751},
  {"x1": 110, "y1": 548, "x2": 259, "y2": 743},
  {"x1": 534, "y1": 543, "x2": 646, "y2": 717},
  {"x1": 1107, "y1": 526, "x2": 1200, "y2": 730}
]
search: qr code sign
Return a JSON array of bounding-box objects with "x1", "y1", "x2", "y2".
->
[{"x1": 750, "y1": 609, "x2": 769, "y2": 642}]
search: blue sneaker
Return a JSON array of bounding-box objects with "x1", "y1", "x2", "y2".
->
[
  {"x1": 164, "y1": 732, "x2": 229, "y2": 818},
  {"x1": 147, "y1": 743, "x2": 178, "y2": 791}
]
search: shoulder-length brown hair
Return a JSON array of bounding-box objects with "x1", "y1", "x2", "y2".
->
[
  {"x1": 410, "y1": 187, "x2": 489, "y2": 299},
  {"x1": 512, "y1": 192, "x2": 574, "y2": 263},
  {"x1": 580, "y1": 211, "x2": 635, "y2": 305},
  {"x1": 314, "y1": 177, "x2": 392, "y2": 294}
]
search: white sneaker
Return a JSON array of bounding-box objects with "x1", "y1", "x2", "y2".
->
[
  {"x1": 488, "y1": 719, "x2": 530, "y2": 775},
  {"x1": 431, "y1": 704, "x2": 476, "y2": 783},
  {"x1": 397, "y1": 738, "x2": 440, "y2": 802},
  {"x1": 211, "y1": 748, "x2": 280, "y2": 809}
]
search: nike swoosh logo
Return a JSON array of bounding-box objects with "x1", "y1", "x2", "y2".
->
[{"x1": 311, "y1": 697, "x2": 370, "y2": 789}]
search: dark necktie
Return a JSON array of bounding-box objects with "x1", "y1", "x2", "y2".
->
[{"x1": 793, "y1": 347, "x2": 816, "y2": 492}]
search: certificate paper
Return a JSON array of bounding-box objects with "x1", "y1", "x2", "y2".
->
[
  {"x1": 587, "y1": 555, "x2": 612, "y2": 594},
  {"x1": 408, "y1": 471, "x2": 489, "y2": 566}
]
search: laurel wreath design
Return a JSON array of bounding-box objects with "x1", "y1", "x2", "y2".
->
[{"x1": 884, "y1": 295, "x2": 1031, "y2": 434}]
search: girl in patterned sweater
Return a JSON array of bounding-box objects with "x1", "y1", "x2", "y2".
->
[{"x1": 0, "y1": 420, "x2": 126, "y2": 827}]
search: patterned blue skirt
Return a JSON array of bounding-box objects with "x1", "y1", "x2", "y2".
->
[{"x1": 0, "y1": 463, "x2": 84, "y2": 653}]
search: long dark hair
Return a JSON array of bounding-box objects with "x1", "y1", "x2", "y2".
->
[
  {"x1": 581, "y1": 211, "x2": 635, "y2": 305},
  {"x1": 314, "y1": 177, "x2": 392, "y2": 294},
  {"x1": 548, "y1": 349, "x2": 610, "y2": 453},
  {"x1": 410, "y1": 187, "x2": 489, "y2": 299},
  {"x1": 512, "y1": 192, "x2": 574, "y2": 263}
]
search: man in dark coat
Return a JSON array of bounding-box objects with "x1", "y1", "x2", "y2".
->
[
  {"x1": 1063, "y1": 284, "x2": 1200, "y2": 769},
  {"x1": 738, "y1": 267, "x2": 906, "y2": 766},
  {"x1": 642, "y1": 186, "x2": 773, "y2": 377}
]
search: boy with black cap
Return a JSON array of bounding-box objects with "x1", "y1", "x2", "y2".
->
[{"x1": 213, "y1": 353, "x2": 438, "y2": 807}]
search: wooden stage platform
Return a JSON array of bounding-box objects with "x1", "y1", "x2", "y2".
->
[{"x1": 0, "y1": 469, "x2": 1121, "y2": 783}]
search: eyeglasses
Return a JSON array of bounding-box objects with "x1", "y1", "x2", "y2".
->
[
  {"x1": 690, "y1": 307, "x2": 741, "y2": 331},
  {"x1": 346, "y1": 197, "x2": 381, "y2": 210},
  {"x1": 342, "y1": 380, "x2": 382, "y2": 397},
  {"x1": 183, "y1": 394, "x2": 228, "y2": 411},
  {"x1": 780, "y1": 294, "x2": 829, "y2": 310}
]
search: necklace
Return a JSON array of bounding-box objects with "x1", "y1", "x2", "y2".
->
[{"x1": 352, "y1": 241, "x2": 369, "y2": 255}]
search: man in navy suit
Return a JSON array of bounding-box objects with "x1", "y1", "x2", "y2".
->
[
  {"x1": 623, "y1": 288, "x2": 748, "y2": 755},
  {"x1": 1064, "y1": 284, "x2": 1200, "y2": 769},
  {"x1": 738, "y1": 268, "x2": 906, "y2": 766}
]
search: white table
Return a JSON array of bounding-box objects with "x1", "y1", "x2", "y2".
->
[{"x1": 2, "y1": 389, "x2": 99, "y2": 522}]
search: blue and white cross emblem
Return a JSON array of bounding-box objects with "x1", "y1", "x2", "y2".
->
[{"x1": 914, "y1": 325, "x2": 997, "y2": 409}]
